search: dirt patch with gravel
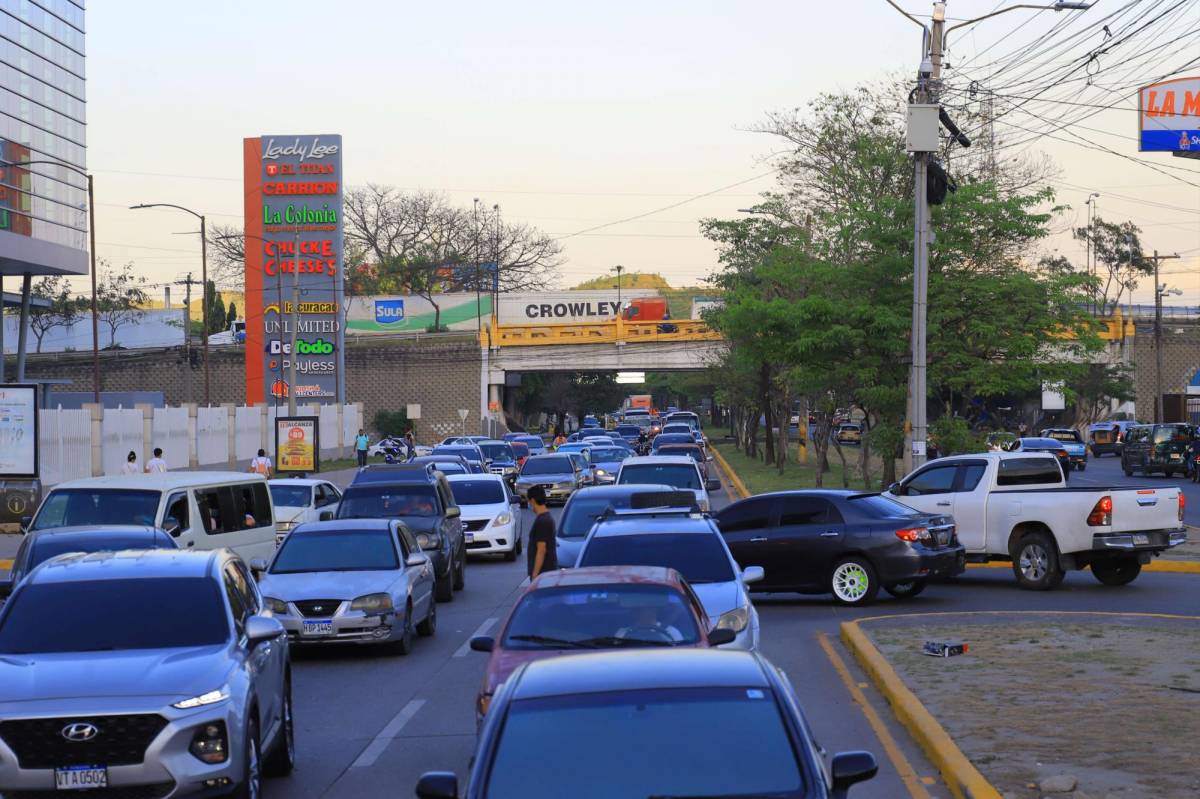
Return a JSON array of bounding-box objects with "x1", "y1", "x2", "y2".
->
[{"x1": 865, "y1": 614, "x2": 1200, "y2": 798}]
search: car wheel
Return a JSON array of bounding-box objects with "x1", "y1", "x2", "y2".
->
[
  {"x1": 830, "y1": 557, "x2": 880, "y2": 606},
  {"x1": 884, "y1": 580, "x2": 927, "y2": 599},
  {"x1": 1092, "y1": 557, "x2": 1142, "y2": 586},
  {"x1": 503, "y1": 540, "x2": 518, "y2": 562},
  {"x1": 264, "y1": 682, "x2": 295, "y2": 776},
  {"x1": 390, "y1": 604, "x2": 415, "y2": 655},
  {"x1": 1166, "y1": 468, "x2": 1176, "y2": 478},
  {"x1": 435, "y1": 570, "x2": 454, "y2": 603},
  {"x1": 416, "y1": 599, "x2": 437, "y2": 636},
  {"x1": 234, "y1": 715, "x2": 262, "y2": 799},
  {"x1": 1010, "y1": 531, "x2": 1064, "y2": 590},
  {"x1": 1123, "y1": 462, "x2": 1134, "y2": 477},
  {"x1": 453, "y1": 552, "x2": 466, "y2": 591}
]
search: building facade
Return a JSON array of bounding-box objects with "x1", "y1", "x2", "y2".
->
[{"x1": 0, "y1": 0, "x2": 87, "y2": 276}]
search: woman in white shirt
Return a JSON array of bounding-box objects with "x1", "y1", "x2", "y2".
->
[{"x1": 121, "y1": 450, "x2": 140, "y2": 475}]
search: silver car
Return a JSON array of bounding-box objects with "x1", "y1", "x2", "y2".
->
[
  {"x1": 513, "y1": 454, "x2": 583, "y2": 505},
  {"x1": 255, "y1": 519, "x2": 437, "y2": 653},
  {"x1": 0, "y1": 548, "x2": 292, "y2": 798}
]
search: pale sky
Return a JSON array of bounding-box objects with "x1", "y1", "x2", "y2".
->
[{"x1": 85, "y1": 1, "x2": 1199, "y2": 303}]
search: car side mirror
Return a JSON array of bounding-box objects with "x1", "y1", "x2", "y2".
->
[
  {"x1": 469, "y1": 636, "x2": 495, "y2": 653},
  {"x1": 0, "y1": 578, "x2": 13, "y2": 599},
  {"x1": 741, "y1": 565, "x2": 765, "y2": 585},
  {"x1": 162, "y1": 516, "x2": 182, "y2": 537},
  {"x1": 406, "y1": 553, "x2": 427, "y2": 567},
  {"x1": 19, "y1": 515, "x2": 30, "y2": 534},
  {"x1": 245, "y1": 614, "x2": 285, "y2": 648},
  {"x1": 886, "y1": 482, "x2": 901, "y2": 495},
  {"x1": 831, "y1": 751, "x2": 878, "y2": 791},
  {"x1": 708, "y1": 627, "x2": 736, "y2": 647},
  {"x1": 706, "y1": 477, "x2": 722, "y2": 491},
  {"x1": 248, "y1": 558, "x2": 268, "y2": 576},
  {"x1": 318, "y1": 510, "x2": 334, "y2": 521},
  {"x1": 510, "y1": 497, "x2": 521, "y2": 505},
  {"x1": 446, "y1": 506, "x2": 461, "y2": 518},
  {"x1": 416, "y1": 772, "x2": 459, "y2": 799}
]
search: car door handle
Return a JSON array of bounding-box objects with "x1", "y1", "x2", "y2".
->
[
  {"x1": 749, "y1": 537, "x2": 768, "y2": 543},
  {"x1": 820, "y1": 531, "x2": 839, "y2": 537},
  {"x1": 936, "y1": 501, "x2": 952, "y2": 507}
]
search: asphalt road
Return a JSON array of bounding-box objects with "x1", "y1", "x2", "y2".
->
[{"x1": 268, "y1": 466, "x2": 1200, "y2": 799}]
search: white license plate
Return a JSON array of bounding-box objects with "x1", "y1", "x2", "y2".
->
[
  {"x1": 1133, "y1": 534, "x2": 1150, "y2": 545},
  {"x1": 56, "y1": 766, "x2": 107, "y2": 790},
  {"x1": 302, "y1": 621, "x2": 333, "y2": 636},
  {"x1": 1171, "y1": 453, "x2": 1182, "y2": 460},
  {"x1": 464, "y1": 533, "x2": 474, "y2": 543}
]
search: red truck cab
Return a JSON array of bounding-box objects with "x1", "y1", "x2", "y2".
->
[{"x1": 621, "y1": 297, "x2": 670, "y2": 321}]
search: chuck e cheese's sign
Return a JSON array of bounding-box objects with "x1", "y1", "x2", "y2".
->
[{"x1": 243, "y1": 135, "x2": 346, "y2": 404}]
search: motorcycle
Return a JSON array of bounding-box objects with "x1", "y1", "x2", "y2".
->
[{"x1": 1191, "y1": 453, "x2": 1200, "y2": 483}]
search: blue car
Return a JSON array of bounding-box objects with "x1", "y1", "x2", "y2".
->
[{"x1": 1040, "y1": 428, "x2": 1088, "y2": 471}]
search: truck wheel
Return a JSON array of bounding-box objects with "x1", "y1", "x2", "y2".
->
[
  {"x1": 1010, "y1": 532, "x2": 1065, "y2": 590},
  {"x1": 1077, "y1": 463, "x2": 1087, "y2": 472},
  {"x1": 1092, "y1": 557, "x2": 1142, "y2": 586},
  {"x1": 884, "y1": 580, "x2": 927, "y2": 599},
  {"x1": 830, "y1": 557, "x2": 880, "y2": 606},
  {"x1": 1165, "y1": 469, "x2": 1176, "y2": 478},
  {"x1": 1123, "y1": 462, "x2": 1134, "y2": 477}
]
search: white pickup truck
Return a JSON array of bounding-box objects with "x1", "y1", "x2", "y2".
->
[{"x1": 884, "y1": 451, "x2": 1187, "y2": 590}]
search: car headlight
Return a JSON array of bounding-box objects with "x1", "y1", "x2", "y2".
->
[
  {"x1": 173, "y1": 687, "x2": 230, "y2": 710},
  {"x1": 350, "y1": 593, "x2": 394, "y2": 612},
  {"x1": 263, "y1": 597, "x2": 289, "y2": 615},
  {"x1": 494, "y1": 512, "x2": 513, "y2": 527},
  {"x1": 716, "y1": 606, "x2": 749, "y2": 633},
  {"x1": 556, "y1": 481, "x2": 573, "y2": 489},
  {"x1": 275, "y1": 521, "x2": 294, "y2": 533},
  {"x1": 594, "y1": 468, "x2": 607, "y2": 477},
  {"x1": 416, "y1": 533, "x2": 437, "y2": 550}
]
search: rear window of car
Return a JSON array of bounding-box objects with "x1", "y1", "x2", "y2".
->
[
  {"x1": 434, "y1": 447, "x2": 480, "y2": 461},
  {"x1": 1153, "y1": 426, "x2": 1190, "y2": 444},
  {"x1": 510, "y1": 442, "x2": 530, "y2": 457},
  {"x1": 579, "y1": 532, "x2": 734, "y2": 583},
  {"x1": 32, "y1": 489, "x2": 161, "y2": 530},
  {"x1": 270, "y1": 484, "x2": 311, "y2": 508},
  {"x1": 0, "y1": 577, "x2": 229, "y2": 653},
  {"x1": 1046, "y1": 431, "x2": 1082, "y2": 443},
  {"x1": 997, "y1": 457, "x2": 1062, "y2": 486},
  {"x1": 30, "y1": 533, "x2": 173, "y2": 572},
  {"x1": 522, "y1": 457, "x2": 573, "y2": 475},
  {"x1": 846, "y1": 494, "x2": 924, "y2": 518},
  {"x1": 502, "y1": 584, "x2": 701, "y2": 649},
  {"x1": 338, "y1": 486, "x2": 440, "y2": 517},
  {"x1": 618, "y1": 464, "x2": 701, "y2": 490},
  {"x1": 449, "y1": 479, "x2": 506, "y2": 506}
]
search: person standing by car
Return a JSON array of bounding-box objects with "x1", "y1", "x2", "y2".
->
[
  {"x1": 121, "y1": 450, "x2": 140, "y2": 475},
  {"x1": 1188, "y1": 434, "x2": 1200, "y2": 482},
  {"x1": 355, "y1": 429, "x2": 370, "y2": 467},
  {"x1": 250, "y1": 448, "x2": 273, "y2": 478},
  {"x1": 405, "y1": 430, "x2": 416, "y2": 461},
  {"x1": 145, "y1": 447, "x2": 168, "y2": 474},
  {"x1": 526, "y1": 485, "x2": 558, "y2": 580}
]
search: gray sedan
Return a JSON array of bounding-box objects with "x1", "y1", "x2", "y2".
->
[
  {"x1": 513, "y1": 454, "x2": 583, "y2": 505},
  {"x1": 255, "y1": 519, "x2": 436, "y2": 654}
]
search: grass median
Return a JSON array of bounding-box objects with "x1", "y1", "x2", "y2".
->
[{"x1": 710, "y1": 439, "x2": 881, "y2": 494}]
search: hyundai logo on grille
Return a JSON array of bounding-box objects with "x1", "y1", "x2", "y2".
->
[
  {"x1": 61, "y1": 723, "x2": 99, "y2": 742},
  {"x1": 311, "y1": 605, "x2": 325, "y2": 612}
]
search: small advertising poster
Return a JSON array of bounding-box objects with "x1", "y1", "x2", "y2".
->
[
  {"x1": 276, "y1": 415, "x2": 319, "y2": 474},
  {"x1": 0, "y1": 384, "x2": 37, "y2": 478}
]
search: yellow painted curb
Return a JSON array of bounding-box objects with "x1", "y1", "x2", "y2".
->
[
  {"x1": 965, "y1": 559, "x2": 1200, "y2": 574},
  {"x1": 841, "y1": 620, "x2": 1002, "y2": 799},
  {"x1": 710, "y1": 445, "x2": 750, "y2": 500}
]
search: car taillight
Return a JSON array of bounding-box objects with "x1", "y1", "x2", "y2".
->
[
  {"x1": 1056, "y1": 449, "x2": 1068, "y2": 459},
  {"x1": 1179, "y1": 492, "x2": 1186, "y2": 522},
  {"x1": 1087, "y1": 495, "x2": 1112, "y2": 526},
  {"x1": 895, "y1": 527, "x2": 930, "y2": 543}
]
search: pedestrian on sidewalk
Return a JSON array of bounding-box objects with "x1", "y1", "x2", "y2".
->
[
  {"x1": 121, "y1": 450, "x2": 140, "y2": 475},
  {"x1": 250, "y1": 449, "x2": 273, "y2": 478},
  {"x1": 526, "y1": 485, "x2": 558, "y2": 581},
  {"x1": 145, "y1": 448, "x2": 168, "y2": 474},
  {"x1": 404, "y1": 430, "x2": 416, "y2": 461},
  {"x1": 355, "y1": 429, "x2": 370, "y2": 467}
]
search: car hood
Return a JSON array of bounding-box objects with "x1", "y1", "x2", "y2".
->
[
  {"x1": 0, "y1": 645, "x2": 233, "y2": 703},
  {"x1": 691, "y1": 580, "x2": 742, "y2": 623},
  {"x1": 460, "y1": 502, "x2": 510, "y2": 520},
  {"x1": 260, "y1": 569, "x2": 400, "y2": 600},
  {"x1": 399, "y1": 516, "x2": 441, "y2": 534},
  {"x1": 516, "y1": 473, "x2": 574, "y2": 484},
  {"x1": 485, "y1": 648, "x2": 559, "y2": 694},
  {"x1": 274, "y1": 505, "x2": 307, "y2": 522}
]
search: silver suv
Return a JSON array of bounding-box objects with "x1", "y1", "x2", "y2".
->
[{"x1": 0, "y1": 548, "x2": 293, "y2": 797}]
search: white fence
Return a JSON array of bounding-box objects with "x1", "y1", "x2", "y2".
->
[{"x1": 35, "y1": 402, "x2": 362, "y2": 486}]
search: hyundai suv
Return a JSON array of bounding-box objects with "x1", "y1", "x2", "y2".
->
[{"x1": 0, "y1": 548, "x2": 293, "y2": 798}]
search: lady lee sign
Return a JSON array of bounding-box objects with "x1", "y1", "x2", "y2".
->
[{"x1": 1139, "y1": 76, "x2": 1200, "y2": 152}]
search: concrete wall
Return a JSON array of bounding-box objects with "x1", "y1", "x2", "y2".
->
[
  {"x1": 1132, "y1": 323, "x2": 1200, "y2": 417},
  {"x1": 20, "y1": 337, "x2": 482, "y2": 446}
]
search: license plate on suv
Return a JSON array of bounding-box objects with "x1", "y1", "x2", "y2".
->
[
  {"x1": 56, "y1": 766, "x2": 107, "y2": 790},
  {"x1": 302, "y1": 621, "x2": 333, "y2": 636},
  {"x1": 1133, "y1": 534, "x2": 1150, "y2": 545}
]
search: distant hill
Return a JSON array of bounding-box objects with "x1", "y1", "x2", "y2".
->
[{"x1": 571, "y1": 272, "x2": 719, "y2": 319}]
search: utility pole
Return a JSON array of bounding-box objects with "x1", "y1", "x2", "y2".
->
[
  {"x1": 178, "y1": 273, "x2": 196, "y2": 404},
  {"x1": 1151, "y1": 250, "x2": 1182, "y2": 423}
]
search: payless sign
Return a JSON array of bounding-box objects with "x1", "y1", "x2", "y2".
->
[{"x1": 243, "y1": 135, "x2": 346, "y2": 403}]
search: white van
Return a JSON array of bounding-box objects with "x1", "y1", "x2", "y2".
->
[{"x1": 26, "y1": 472, "x2": 277, "y2": 562}]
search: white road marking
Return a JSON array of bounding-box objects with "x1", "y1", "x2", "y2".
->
[
  {"x1": 454, "y1": 617, "x2": 498, "y2": 657},
  {"x1": 351, "y1": 699, "x2": 426, "y2": 768}
]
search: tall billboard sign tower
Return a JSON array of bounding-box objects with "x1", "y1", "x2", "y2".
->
[{"x1": 243, "y1": 135, "x2": 346, "y2": 405}]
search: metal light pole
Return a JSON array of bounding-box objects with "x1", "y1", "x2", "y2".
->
[
  {"x1": 1085, "y1": 193, "x2": 1099, "y2": 312},
  {"x1": 131, "y1": 203, "x2": 210, "y2": 404},
  {"x1": 4, "y1": 159, "x2": 99, "y2": 401}
]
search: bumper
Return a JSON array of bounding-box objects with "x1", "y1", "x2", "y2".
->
[
  {"x1": 1068, "y1": 453, "x2": 1088, "y2": 466},
  {"x1": 1092, "y1": 529, "x2": 1186, "y2": 553},
  {"x1": 0, "y1": 702, "x2": 252, "y2": 797},
  {"x1": 515, "y1": 483, "x2": 575, "y2": 502},
  {"x1": 1090, "y1": 442, "x2": 1117, "y2": 454},
  {"x1": 279, "y1": 606, "x2": 405, "y2": 645},
  {"x1": 877, "y1": 543, "x2": 967, "y2": 584},
  {"x1": 465, "y1": 521, "x2": 518, "y2": 554}
]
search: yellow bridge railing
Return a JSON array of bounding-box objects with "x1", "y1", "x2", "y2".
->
[{"x1": 480, "y1": 319, "x2": 724, "y2": 347}]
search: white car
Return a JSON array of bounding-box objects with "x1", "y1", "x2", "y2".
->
[
  {"x1": 268, "y1": 478, "x2": 343, "y2": 545},
  {"x1": 446, "y1": 473, "x2": 522, "y2": 560},
  {"x1": 616, "y1": 455, "x2": 720, "y2": 513}
]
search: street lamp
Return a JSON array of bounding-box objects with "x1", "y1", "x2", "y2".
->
[
  {"x1": 130, "y1": 203, "x2": 209, "y2": 405},
  {"x1": 2, "y1": 159, "x2": 100, "y2": 401}
]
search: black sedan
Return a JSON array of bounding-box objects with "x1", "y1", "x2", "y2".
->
[
  {"x1": 715, "y1": 490, "x2": 964, "y2": 605},
  {"x1": 416, "y1": 649, "x2": 878, "y2": 799},
  {"x1": 1010, "y1": 436, "x2": 1071, "y2": 477},
  {"x1": 0, "y1": 525, "x2": 177, "y2": 599}
]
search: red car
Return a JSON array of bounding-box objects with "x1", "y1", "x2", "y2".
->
[{"x1": 468, "y1": 565, "x2": 733, "y2": 720}]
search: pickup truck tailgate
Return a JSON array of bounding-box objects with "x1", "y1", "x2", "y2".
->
[{"x1": 1108, "y1": 488, "x2": 1182, "y2": 532}]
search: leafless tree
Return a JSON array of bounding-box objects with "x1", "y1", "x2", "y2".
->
[{"x1": 205, "y1": 223, "x2": 246, "y2": 290}]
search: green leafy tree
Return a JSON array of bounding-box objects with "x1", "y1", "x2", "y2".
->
[
  {"x1": 205, "y1": 280, "x2": 226, "y2": 335},
  {"x1": 226, "y1": 301, "x2": 238, "y2": 323},
  {"x1": 96, "y1": 261, "x2": 149, "y2": 348}
]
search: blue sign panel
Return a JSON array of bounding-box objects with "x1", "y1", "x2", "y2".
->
[{"x1": 375, "y1": 299, "x2": 405, "y2": 325}]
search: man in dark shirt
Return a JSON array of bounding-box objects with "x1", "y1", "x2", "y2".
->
[{"x1": 526, "y1": 485, "x2": 558, "y2": 579}]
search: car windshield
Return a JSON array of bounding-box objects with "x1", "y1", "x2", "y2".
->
[
  {"x1": 1046, "y1": 431, "x2": 1082, "y2": 443},
  {"x1": 580, "y1": 532, "x2": 734, "y2": 583},
  {"x1": 510, "y1": 442, "x2": 530, "y2": 457},
  {"x1": 433, "y1": 463, "x2": 467, "y2": 475},
  {"x1": 588, "y1": 448, "x2": 629, "y2": 463},
  {"x1": 486, "y1": 687, "x2": 803, "y2": 798},
  {"x1": 618, "y1": 464, "x2": 701, "y2": 490},
  {"x1": 433, "y1": 447, "x2": 480, "y2": 462},
  {"x1": 658, "y1": 446, "x2": 703, "y2": 462},
  {"x1": 0, "y1": 578, "x2": 229, "y2": 653},
  {"x1": 271, "y1": 528, "x2": 398, "y2": 573},
  {"x1": 32, "y1": 489, "x2": 162, "y2": 530},
  {"x1": 339, "y1": 486, "x2": 440, "y2": 517},
  {"x1": 29, "y1": 533, "x2": 171, "y2": 572},
  {"x1": 479, "y1": 443, "x2": 515, "y2": 461},
  {"x1": 522, "y1": 457, "x2": 573, "y2": 476},
  {"x1": 502, "y1": 585, "x2": 701, "y2": 649},
  {"x1": 270, "y1": 484, "x2": 312, "y2": 508},
  {"x1": 848, "y1": 494, "x2": 923, "y2": 518},
  {"x1": 449, "y1": 479, "x2": 506, "y2": 506},
  {"x1": 561, "y1": 495, "x2": 636, "y2": 537},
  {"x1": 653, "y1": 434, "x2": 694, "y2": 448},
  {"x1": 615, "y1": 426, "x2": 639, "y2": 436}
]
